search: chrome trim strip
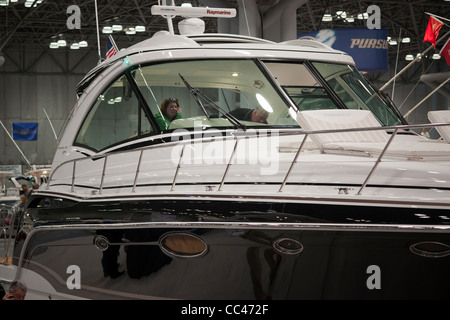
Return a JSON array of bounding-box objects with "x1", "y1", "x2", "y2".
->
[{"x1": 34, "y1": 189, "x2": 450, "y2": 210}]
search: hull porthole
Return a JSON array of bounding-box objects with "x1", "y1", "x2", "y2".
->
[
  {"x1": 409, "y1": 241, "x2": 450, "y2": 258},
  {"x1": 159, "y1": 232, "x2": 208, "y2": 258},
  {"x1": 94, "y1": 235, "x2": 110, "y2": 251},
  {"x1": 272, "y1": 238, "x2": 303, "y2": 255}
]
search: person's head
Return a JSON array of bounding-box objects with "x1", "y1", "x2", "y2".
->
[
  {"x1": 251, "y1": 108, "x2": 269, "y2": 123},
  {"x1": 32, "y1": 184, "x2": 39, "y2": 190},
  {"x1": 6, "y1": 280, "x2": 27, "y2": 300},
  {"x1": 160, "y1": 98, "x2": 181, "y2": 121},
  {"x1": 21, "y1": 184, "x2": 28, "y2": 191}
]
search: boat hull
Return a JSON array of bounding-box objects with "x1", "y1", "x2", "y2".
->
[{"x1": 11, "y1": 197, "x2": 450, "y2": 300}]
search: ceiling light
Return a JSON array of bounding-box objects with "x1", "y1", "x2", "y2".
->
[
  {"x1": 0, "y1": 1, "x2": 8, "y2": 7},
  {"x1": 57, "y1": 39, "x2": 67, "y2": 47},
  {"x1": 78, "y1": 40, "x2": 88, "y2": 47},
  {"x1": 112, "y1": 24, "x2": 123, "y2": 32},
  {"x1": 102, "y1": 26, "x2": 113, "y2": 34},
  {"x1": 357, "y1": 13, "x2": 369, "y2": 19},
  {"x1": 322, "y1": 14, "x2": 332, "y2": 22},
  {"x1": 125, "y1": 27, "x2": 136, "y2": 35},
  {"x1": 135, "y1": 26, "x2": 146, "y2": 32},
  {"x1": 405, "y1": 54, "x2": 414, "y2": 61},
  {"x1": 70, "y1": 43, "x2": 80, "y2": 50},
  {"x1": 432, "y1": 53, "x2": 441, "y2": 60},
  {"x1": 401, "y1": 37, "x2": 410, "y2": 43},
  {"x1": 24, "y1": 0, "x2": 38, "y2": 7},
  {"x1": 345, "y1": 17, "x2": 355, "y2": 23},
  {"x1": 256, "y1": 94, "x2": 273, "y2": 113},
  {"x1": 388, "y1": 38, "x2": 397, "y2": 45},
  {"x1": 336, "y1": 11, "x2": 347, "y2": 19},
  {"x1": 49, "y1": 42, "x2": 59, "y2": 49}
]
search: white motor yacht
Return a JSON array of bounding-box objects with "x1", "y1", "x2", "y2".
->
[{"x1": 1, "y1": 3, "x2": 449, "y2": 300}]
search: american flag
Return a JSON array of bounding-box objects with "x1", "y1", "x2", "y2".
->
[{"x1": 106, "y1": 35, "x2": 118, "y2": 59}]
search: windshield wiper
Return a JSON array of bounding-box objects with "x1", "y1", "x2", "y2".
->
[{"x1": 178, "y1": 73, "x2": 246, "y2": 131}]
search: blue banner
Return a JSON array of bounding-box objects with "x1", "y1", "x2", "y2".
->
[
  {"x1": 12, "y1": 122, "x2": 38, "y2": 141},
  {"x1": 298, "y1": 28, "x2": 389, "y2": 74}
]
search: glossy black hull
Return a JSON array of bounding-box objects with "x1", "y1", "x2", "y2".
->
[{"x1": 12, "y1": 196, "x2": 450, "y2": 300}]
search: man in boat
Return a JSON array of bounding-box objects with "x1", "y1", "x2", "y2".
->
[{"x1": 228, "y1": 107, "x2": 269, "y2": 124}]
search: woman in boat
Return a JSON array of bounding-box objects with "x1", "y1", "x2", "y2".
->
[{"x1": 154, "y1": 98, "x2": 183, "y2": 130}]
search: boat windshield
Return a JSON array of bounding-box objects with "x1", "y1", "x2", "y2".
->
[
  {"x1": 73, "y1": 58, "x2": 404, "y2": 152},
  {"x1": 263, "y1": 61, "x2": 404, "y2": 126},
  {"x1": 133, "y1": 59, "x2": 298, "y2": 131}
]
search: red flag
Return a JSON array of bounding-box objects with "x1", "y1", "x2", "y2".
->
[
  {"x1": 424, "y1": 16, "x2": 444, "y2": 48},
  {"x1": 440, "y1": 37, "x2": 450, "y2": 66}
]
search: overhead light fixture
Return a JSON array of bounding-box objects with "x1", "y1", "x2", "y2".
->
[
  {"x1": 125, "y1": 27, "x2": 136, "y2": 35},
  {"x1": 24, "y1": 0, "x2": 40, "y2": 7},
  {"x1": 336, "y1": 11, "x2": 347, "y2": 19},
  {"x1": 102, "y1": 26, "x2": 113, "y2": 34},
  {"x1": 432, "y1": 53, "x2": 441, "y2": 60},
  {"x1": 405, "y1": 54, "x2": 414, "y2": 61},
  {"x1": 388, "y1": 39, "x2": 397, "y2": 45},
  {"x1": 345, "y1": 17, "x2": 355, "y2": 23},
  {"x1": 49, "y1": 42, "x2": 59, "y2": 49},
  {"x1": 0, "y1": 1, "x2": 8, "y2": 7},
  {"x1": 322, "y1": 14, "x2": 332, "y2": 22},
  {"x1": 256, "y1": 93, "x2": 273, "y2": 113},
  {"x1": 112, "y1": 24, "x2": 123, "y2": 32},
  {"x1": 357, "y1": 13, "x2": 369, "y2": 19},
  {"x1": 78, "y1": 40, "x2": 88, "y2": 47},
  {"x1": 57, "y1": 39, "x2": 67, "y2": 47},
  {"x1": 135, "y1": 25, "x2": 146, "y2": 32},
  {"x1": 401, "y1": 37, "x2": 411, "y2": 43},
  {"x1": 70, "y1": 43, "x2": 80, "y2": 50}
]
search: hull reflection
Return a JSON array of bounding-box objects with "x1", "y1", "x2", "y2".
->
[{"x1": 11, "y1": 198, "x2": 450, "y2": 300}]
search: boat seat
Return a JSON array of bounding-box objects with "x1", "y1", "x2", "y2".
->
[
  {"x1": 428, "y1": 110, "x2": 450, "y2": 143},
  {"x1": 296, "y1": 109, "x2": 450, "y2": 159}
]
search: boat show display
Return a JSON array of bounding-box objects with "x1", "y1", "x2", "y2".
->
[{"x1": 0, "y1": 2, "x2": 449, "y2": 300}]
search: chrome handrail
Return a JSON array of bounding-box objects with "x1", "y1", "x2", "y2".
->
[
  {"x1": 279, "y1": 133, "x2": 309, "y2": 192},
  {"x1": 357, "y1": 128, "x2": 398, "y2": 195},
  {"x1": 46, "y1": 121, "x2": 450, "y2": 197}
]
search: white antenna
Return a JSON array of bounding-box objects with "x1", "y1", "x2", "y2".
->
[
  {"x1": 43, "y1": 108, "x2": 58, "y2": 141},
  {"x1": 94, "y1": 0, "x2": 102, "y2": 64},
  {"x1": 151, "y1": 1, "x2": 237, "y2": 35}
]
